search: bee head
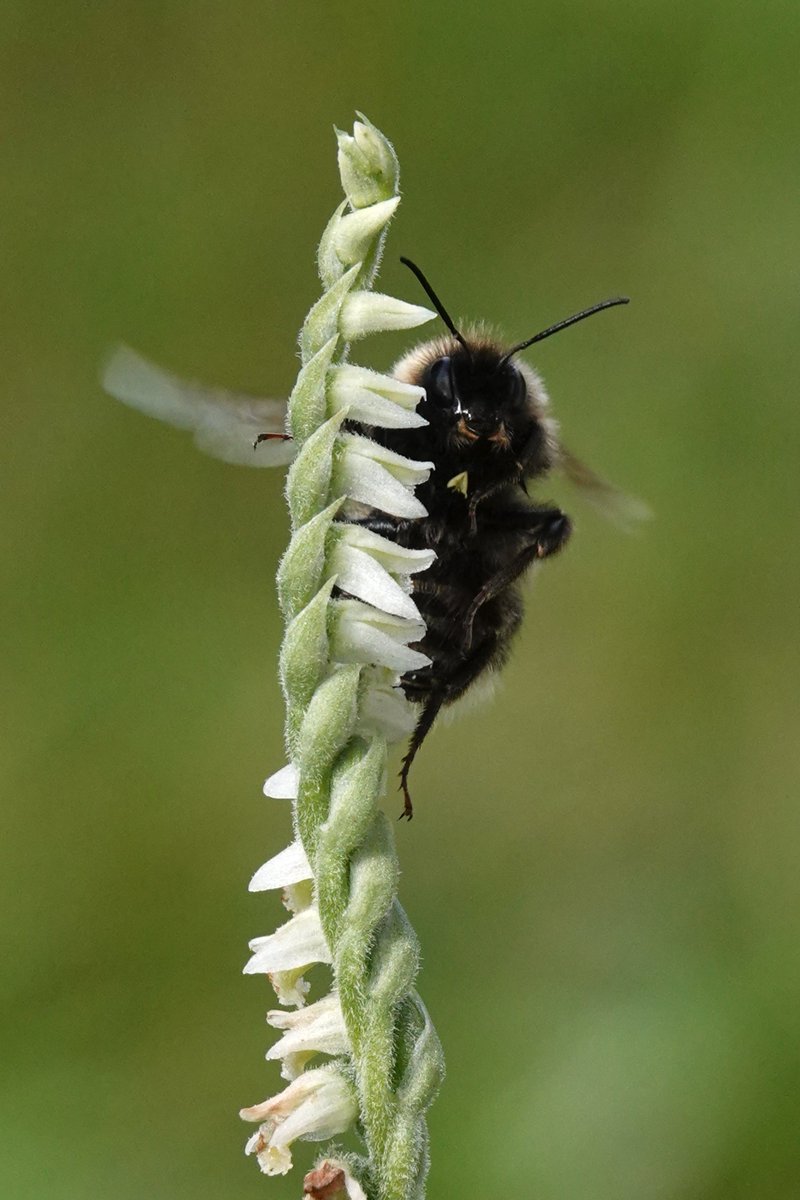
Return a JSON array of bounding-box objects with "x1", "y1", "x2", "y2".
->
[
  {"x1": 399, "y1": 255, "x2": 629, "y2": 451},
  {"x1": 421, "y1": 346, "x2": 529, "y2": 448}
]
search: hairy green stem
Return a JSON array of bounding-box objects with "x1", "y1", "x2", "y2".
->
[{"x1": 276, "y1": 116, "x2": 444, "y2": 1199}]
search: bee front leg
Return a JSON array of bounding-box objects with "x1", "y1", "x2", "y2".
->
[
  {"x1": 467, "y1": 474, "x2": 522, "y2": 533},
  {"x1": 339, "y1": 514, "x2": 413, "y2": 538}
]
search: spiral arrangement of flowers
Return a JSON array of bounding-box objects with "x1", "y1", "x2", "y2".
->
[{"x1": 240, "y1": 116, "x2": 445, "y2": 1200}]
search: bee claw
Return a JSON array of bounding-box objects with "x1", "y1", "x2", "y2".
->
[
  {"x1": 254, "y1": 431, "x2": 293, "y2": 449},
  {"x1": 398, "y1": 768, "x2": 414, "y2": 820},
  {"x1": 535, "y1": 514, "x2": 572, "y2": 559}
]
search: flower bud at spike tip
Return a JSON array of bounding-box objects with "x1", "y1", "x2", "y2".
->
[{"x1": 336, "y1": 115, "x2": 399, "y2": 208}]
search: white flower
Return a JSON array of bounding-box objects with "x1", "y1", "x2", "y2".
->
[
  {"x1": 249, "y1": 840, "x2": 312, "y2": 893},
  {"x1": 358, "y1": 669, "x2": 418, "y2": 743},
  {"x1": 329, "y1": 363, "x2": 427, "y2": 430},
  {"x1": 248, "y1": 836, "x2": 313, "y2": 914},
  {"x1": 331, "y1": 542, "x2": 418, "y2": 620},
  {"x1": 266, "y1": 992, "x2": 350, "y2": 1080},
  {"x1": 245, "y1": 906, "x2": 331, "y2": 975},
  {"x1": 340, "y1": 291, "x2": 435, "y2": 339},
  {"x1": 262, "y1": 762, "x2": 299, "y2": 799},
  {"x1": 334, "y1": 433, "x2": 433, "y2": 519},
  {"x1": 241, "y1": 1067, "x2": 357, "y2": 1176},
  {"x1": 331, "y1": 598, "x2": 430, "y2": 674},
  {"x1": 329, "y1": 523, "x2": 434, "y2": 621}
]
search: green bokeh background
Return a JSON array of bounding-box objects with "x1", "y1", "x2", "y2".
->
[{"x1": 4, "y1": 3, "x2": 799, "y2": 1197}]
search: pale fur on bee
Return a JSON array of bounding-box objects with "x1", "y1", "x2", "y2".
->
[{"x1": 393, "y1": 326, "x2": 561, "y2": 463}]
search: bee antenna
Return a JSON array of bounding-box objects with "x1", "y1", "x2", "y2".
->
[
  {"x1": 499, "y1": 296, "x2": 630, "y2": 366},
  {"x1": 400, "y1": 257, "x2": 471, "y2": 354}
]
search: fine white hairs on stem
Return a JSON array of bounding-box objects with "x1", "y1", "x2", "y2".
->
[{"x1": 243, "y1": 114, "x2": 444, "y2": 1198}]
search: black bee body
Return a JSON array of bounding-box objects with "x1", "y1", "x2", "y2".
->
[
  {"x1": 103, "y1": 258, "x2": 631, "y2": 820},
  {"x1": 360, "y1": 331, "x2": 574, "y2": 818},
  {"x1": 350, "y1": 261, "x2": 633, "y2": 817}
]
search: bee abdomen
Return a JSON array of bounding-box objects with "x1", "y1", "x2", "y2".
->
[{"x1": 404, "y1": 583, "x2": 523, "y2": 707}]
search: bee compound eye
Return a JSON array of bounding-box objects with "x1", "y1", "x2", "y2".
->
[
  {"x1": 508, "y1": 365, "x2": 527, "y2": 402},
  {"x1": 425, "y1": 357, "x2": 455, "y2": 407}
]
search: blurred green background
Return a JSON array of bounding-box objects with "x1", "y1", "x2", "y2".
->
[{"x1": 3, "y1": 2, "x2": 799, "y2": 1197}]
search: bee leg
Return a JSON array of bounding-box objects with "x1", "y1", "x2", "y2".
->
[
  {"x1": 398, "y1": 693, "x2": 445, "y2": 820},
  {"x1": 533, "y1": 510, "x2": 572, "y2": 558},
  {"x1": 340, "y1": 514, "x2": 413, "y2": 538},
  {"x1": 253, "y1": 432, "x2": 293, "y2": 449},
  {"x1": 462, "y1": 510, "x2": 571, "y2": 649},
  {"x1": 467, "y1": 467, "x2": 527, "y2": 532},
  {"x1": 480, "y1": 505, "x2": 571, "y2": 540}
]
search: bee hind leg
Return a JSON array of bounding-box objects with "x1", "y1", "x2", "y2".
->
[{"x1": 398, "y1": 693, "x2": 445, "y2": 820}]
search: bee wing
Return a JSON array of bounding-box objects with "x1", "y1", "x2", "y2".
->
[
  {"x1": 102, "y1": 344, "x2": 295, "y2": 467},
  {"x1": 558, "y1": 446, "x2": 652, "y2": 530}
]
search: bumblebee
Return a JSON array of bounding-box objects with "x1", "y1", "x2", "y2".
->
[{"x1": 104, "y1": 260, "x2": 644, "y2": 817}]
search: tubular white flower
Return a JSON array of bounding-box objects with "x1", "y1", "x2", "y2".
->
[
  {"x1": 331, "y1": 599, "x2": 430, "y2": 673},
  {"x1": 340, "y1": 291, "x2": 436, "y2": 340},
  {"x1": 329, "y1": 363, "x2": 428, "y2": 430},
  {"x1": 328, "y1": 526, "x2": 434, "y2": 621},
  {"x1": 263, "y1": 762, "x2": 299, "y2": 799},
  {"x1": 242, "y1": 1067, "x2": 357, "y2": 1177},
  {"x1": 266, "y1": 992, "x2": 350, "y2": 1080},
  {"x1": 358, "y1": 669, "x2": 418, "y2": 743},
  {"x1": 332, "y1": 365, "x2": 426, "y2": 415},
  {"x1": 244, "y1": 906, "x2": 332, "y2": 975},
  {"x1": 334, "y1": 434, "x2": 433, "y2": 519},
  {"x1": 249, "y1": 840, "x2": 312, "y2": 892},
  {"x1": 329, "y1": 542, "x2": 420, "y2": 619},
  {"x1": 338, "y1": 523, "x2": 436, "y2": 581}
]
